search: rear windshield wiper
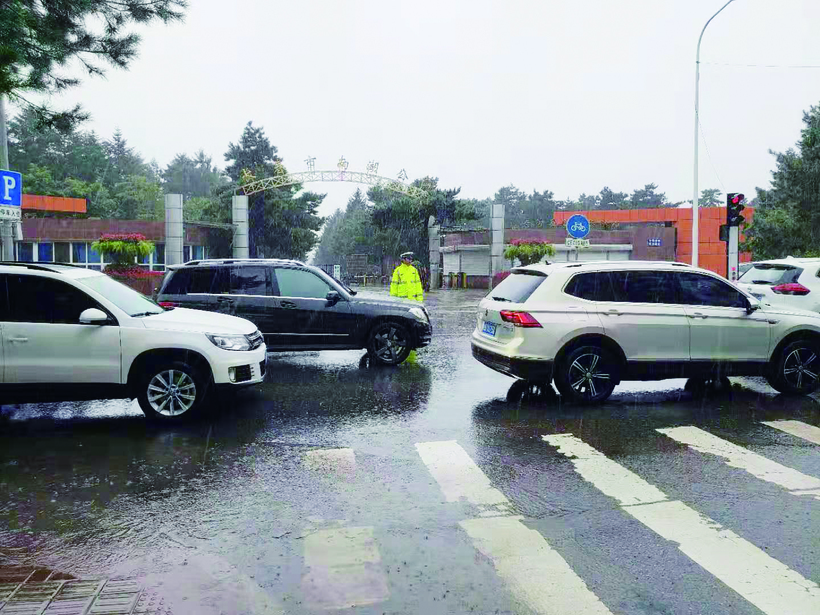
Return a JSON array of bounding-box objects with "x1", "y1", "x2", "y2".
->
[
  {"x1": 750, "y1": 280, "x2": 772, "y2": 285},
  {"x1": 491, "y1": 296, "x2": 512, "y2": 302}
]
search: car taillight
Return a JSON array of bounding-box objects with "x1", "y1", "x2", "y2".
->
[
  {"x1": 158, "y1": 301, "x2": 178, "y2": 308},
  {"x1": 771, "y1": 283, "x2": 810, "y2": 296},
  {"x1": 499, "y1": 310, "x2": 542, "y2": 328}
]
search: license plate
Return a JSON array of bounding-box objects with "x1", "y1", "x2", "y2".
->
[{"x1": 482, "y1": 321, "x2": 497, "y2": 336}]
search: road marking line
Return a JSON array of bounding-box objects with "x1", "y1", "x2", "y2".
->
[
  {"x1": 544, "y1": 433, "x2": 820, "y2": 615},
  {"x1": 304, "y1": 448, "x2": 356, "y2": 479},
  {"x1": 417, "y1": 440, "x2": 613, "y2": 614},
  {"x1": 415, "y1": 440, "x2": 509, "y2": 510},
  {"x1": 658, "y1": 426, "x2": 820, "y2": 497},
  {"x1": 762, "y1": 420, "x2": 820, "y2": 446},
  {"x1": 301, "y1": 526, "x2": 389, "y2": 611}
]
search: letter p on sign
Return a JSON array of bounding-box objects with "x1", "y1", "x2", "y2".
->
[{"x1": 0, "y1": 169, "x2": 22, "y2": 207}]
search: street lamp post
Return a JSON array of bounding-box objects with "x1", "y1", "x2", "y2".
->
[{"x1": 693, "y1": 0, "x2": 736, "y2": 267}]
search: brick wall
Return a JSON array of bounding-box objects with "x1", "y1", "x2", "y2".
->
[{"x1": 22, "y1": 218, "x2": 216, "y2": 245}]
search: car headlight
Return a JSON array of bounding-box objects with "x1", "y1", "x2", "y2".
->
[
  {"x1": 206, "y1": 333, "x2": 252, "y2": 351},
  {"x1": 409, "y1": 307, "x2": 429, "y2": 322}
]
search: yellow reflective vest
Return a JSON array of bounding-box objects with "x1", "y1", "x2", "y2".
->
[{"x1": 390, "y1": 263, "x2": 424, "y2": 301}]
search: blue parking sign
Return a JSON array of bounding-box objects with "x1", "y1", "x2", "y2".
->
[{"x1": 1, "y1": 169, "x2": 22, "y2": 207}]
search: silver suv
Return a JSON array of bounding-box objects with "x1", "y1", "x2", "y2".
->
[{"x1": 472, "y1": 261, "x2": 820, "y2": 403}]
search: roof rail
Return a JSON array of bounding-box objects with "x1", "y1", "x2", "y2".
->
[
  {"x1": 178, "y1": 258, "x2": 306, "y2": 267},
  {"x1": 0, "y1": 261, "x2": 84, "y2": 272}
]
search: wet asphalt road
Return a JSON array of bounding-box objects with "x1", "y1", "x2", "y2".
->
[{"x1": 2, "y1": 289, "x2": 820, "y2": 615}]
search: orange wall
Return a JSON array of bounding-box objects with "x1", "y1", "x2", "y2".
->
[
  {"x1": 553, "y1": 207, "x2": 754, "y2": 278},
  {"x1": 22, "y1": 194, "x2": 87, "y2": 214}
]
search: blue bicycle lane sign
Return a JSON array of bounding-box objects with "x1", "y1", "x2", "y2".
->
[{"x1": 566, "y1": 214, "x2": 590, "y2": 239}]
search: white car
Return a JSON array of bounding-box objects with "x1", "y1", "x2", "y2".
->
[
  {"x1": 737, "y1": 258, "x2": 820, "y2": 313},
  {"x1": 472, "y1": 261, "x2": 820, "y2": 403},
  {"x1": 0, "y1": 263, "x2": 266, "y2": 420}
]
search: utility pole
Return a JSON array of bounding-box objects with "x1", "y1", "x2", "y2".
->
[
  {"x1": 693, "y1": 0, "x2": 736, "y2": 268},
  {"x1": 0, "y1": 95, "x2": 9, "y2": 169}
]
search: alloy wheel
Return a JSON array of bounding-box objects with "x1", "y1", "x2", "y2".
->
[
  {"x1": 782, "y1": 347, "x2": 819, "y2": 391},
  {"x1": 568, "y1": 352, "x2": 611, "y2": 400},
  {"x1": 373, "y1": 326, "x2": 408, "y2": 363},
  {"x1": 147, "y1": 369, "x2": 197, "y2": 416}
]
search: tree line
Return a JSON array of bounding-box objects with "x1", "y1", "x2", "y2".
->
[{"x1": 7, "y1": 114, "x2": 324, "y2": 260}]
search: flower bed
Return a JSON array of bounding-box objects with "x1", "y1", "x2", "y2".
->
[{"x1": 105, "y1": 265, "x2": 164, "y2": 297}]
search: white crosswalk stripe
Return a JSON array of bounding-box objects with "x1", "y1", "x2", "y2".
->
[
  {"x1": 416, "y1": 440, "x2": 613, "y2": 614},
  {"x1": 762, "y1": 419, "x2": 820, "y2": 446},
  {"x1": 543, "y1": 433, "x2": 820, "y2": 615},
  {"x1": 658, "y1": 426, "x2": 820, "y2": 499}
]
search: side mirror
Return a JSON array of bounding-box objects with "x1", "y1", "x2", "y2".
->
[
  {"x1": 326, "y1": 290, "x2": 341, "y2": 305},
  {"x1": 746, "y1": 297, "x2": 760, "y2": 314},
  {"x1": 80, "y1": 308, "x2": 110, "y2": 324}
]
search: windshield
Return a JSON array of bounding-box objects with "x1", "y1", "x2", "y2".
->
[
  {"x1": 488, "y1": 270, "x2": 547, "y2": 303},
  {"x1": 76, "y1": 274, "x2": 164, "y2": 316},
  {"x1": 738, "y1": 264, "x2": 802, "y2": 285}
]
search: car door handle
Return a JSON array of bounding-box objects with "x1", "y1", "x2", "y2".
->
[
  {"x1": 605, "y1": 309, "x2": 621, "y2": 315},
  {"x1": 8, "y1": 337, "x2": 29, "y2": 343},
  {"x1": 217, "y1": 297, "x2": 234, "y2": 304},
  {"x1": 688, "y1": 312, "x2": 708, "y2": 319},
  {"x1": 280, "y1": 301, "x2": 298, "y2": 309}
]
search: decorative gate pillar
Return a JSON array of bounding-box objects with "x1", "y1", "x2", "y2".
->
[
  {"x1": 232, "y1": 195, "x2": 249, "y2": 258},
  {"x1": 490, "y1": 201, "x2": 505, "y2": 281},
  {"x1": 164, "y1": 194, "x2": 184, "y2": 266},
  {"x1": 428, "y1": 215, "x2": 440, "y2": 290}
]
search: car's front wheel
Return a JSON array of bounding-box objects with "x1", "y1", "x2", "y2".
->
[
  {"x1": 368, "y1": 322, "x2": 412, "y2": 366},
  {"x1": 136, "y1": 360, "x2": 208, "y2": 421},
  {"x1": 766, "y1": 339, "x2": 820, "y2": 396},
  {"x1": 554, "y1": 345, "x2": 617, "y2": 404}
]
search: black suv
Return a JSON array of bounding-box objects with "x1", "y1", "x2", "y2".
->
[{"x1": 157, "y1": 259, "x2": 432, "y2": 365}]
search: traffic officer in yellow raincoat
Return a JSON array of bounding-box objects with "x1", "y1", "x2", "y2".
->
[{"x1": 390, "y1": 252, "x2": 424, "y2": 302}]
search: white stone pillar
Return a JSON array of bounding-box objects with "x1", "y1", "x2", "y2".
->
[
  {"x1": 0, "y1": 222, "x2": 14, "y2": 260},
  {"x1": 490, "y1": 201, "x2": 505, "y2": 278},
  {"x1": 165, "y1": 194, "x2": 184, "y2": 266},
  {"x1": 232, "y1": 195, "x2": 249, "y2": 259},
  {"x1": 428, "y1": 215, "x2": 440, "y2": 290}
]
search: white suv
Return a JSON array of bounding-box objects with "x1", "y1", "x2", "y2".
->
[
  {"x1": 737, "y1": 258, "x2": 820, "y2": 313},
  {"x1": 472, "y1": 261, "x2": 820, "y2": 403},
  {"x1": 0, "y1": 263, "x2": 266, "y2": 421}
]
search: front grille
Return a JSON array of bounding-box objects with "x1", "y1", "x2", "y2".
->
[
  {"x1": 234, "y1": 364, "x2": 252, "y2": 383},
  {"x1": 246, "y1": 330, "x2": 264, "y2": 350},
  {"x1": 259, "y1": 360, "x2": 267, "y2": 378}
]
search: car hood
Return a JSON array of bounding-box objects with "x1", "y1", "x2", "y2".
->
[
  {"x1": 758, "y1": 304, "x2": 820, "y2": 320},
  {"x1": 139, "y1": 307, "x2": 257, "y2": 335},
  {"x1": 349, "y1": 295, "x2": 421, "y2": 311}
]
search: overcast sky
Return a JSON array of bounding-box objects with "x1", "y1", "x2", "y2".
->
[{"x1": 42, "y1": 0, "x2": 820, "y2": 217}]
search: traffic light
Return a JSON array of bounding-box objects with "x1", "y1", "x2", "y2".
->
[{"x1": 726, "y1": 193, "x2": 745, "y2": 227}]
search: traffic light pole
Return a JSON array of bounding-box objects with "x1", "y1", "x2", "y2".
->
[
  {"x1": 693, "y1": 0, "x2": 736, "y2": 268},
  {"x1": 727, "y1": 226, "x2": 740, "y2": 282}
]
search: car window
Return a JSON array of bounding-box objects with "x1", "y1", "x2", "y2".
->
[
  {"x1": 3, "y1": 274, "x2": 101, "y2": 324},
  {"x1": 162, "y1": 267, "x2": 228, "y2": 295},
  {"x1": 231, "y1": 266, "x2": 269, "y2": 296},
  {"x1": 677, "y1": 273, "x2": 747, "y2": 308},
  {"x1": 605, "y1": 270, "x2": 677, "y2": 304},
  {"x1": 738, "y1": 264, "x2": 802, "y2": 286},
  {"x1": 274, "y1": 268, "x2": 331, "y2": 299},
  {"x1": 564, "y1": 273, "x2": 597, "y2": 300},
  {"x1": 489, "y1": 270, "x2": 547, "y2": 303}
]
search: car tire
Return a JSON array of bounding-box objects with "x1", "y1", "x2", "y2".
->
[
  {"x1": 368, "y1": 322, "x2": 412, "y2": 366},
  {"x1": 554, "y1": 345, "x2": 617, "y2": 404},
  {"x1": 136, "y1": 360, "x2": 209, "y2": 421},
  {"x1": 766, "y1": 339, "x2": 820, "y2": 396}
]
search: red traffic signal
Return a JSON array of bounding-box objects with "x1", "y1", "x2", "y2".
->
[{"x1": 726, "y1": 193, "x2": 745, "y2": 227}]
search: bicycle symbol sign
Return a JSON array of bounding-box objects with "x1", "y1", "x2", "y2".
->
[{"x1": 566, "y1": 214, "x2": 590, "y2": 239}]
